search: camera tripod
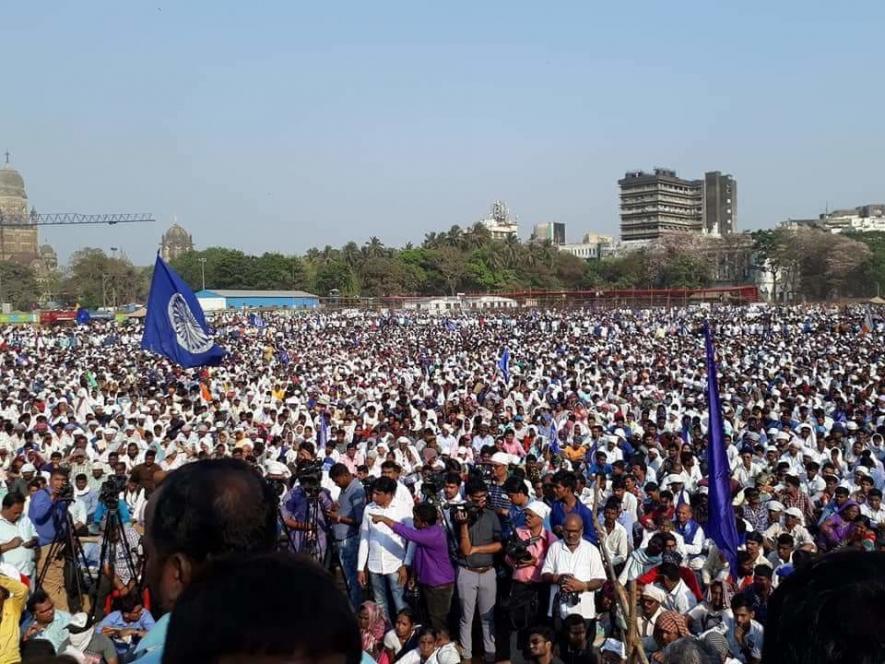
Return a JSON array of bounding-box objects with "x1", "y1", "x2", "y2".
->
[
  {"x1": 35, "y1": 506, "x2": 94, "y2": 614},
  {"x1": 87, "y1": 502, "x2": 141, "y2": 626}
]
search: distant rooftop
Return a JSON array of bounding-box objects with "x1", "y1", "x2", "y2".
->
[{"x1": 199, "y1": 289, "x2": 318, "y2": 299}]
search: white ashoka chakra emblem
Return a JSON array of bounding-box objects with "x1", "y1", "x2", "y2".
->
[{"x1": 167, "y1": 293, "x2": 215, "y2": 353}]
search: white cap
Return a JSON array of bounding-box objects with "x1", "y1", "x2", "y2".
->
[
  {"x1": 641, "y1": 584, "x2": 667, "y2": 603},
  {"x1": 784, "y1": 507, "x2": 803, "y2": 519},
  {"x1": 767, "y1": 500, "x2": 785, "y2": 512},
  {"x1": 665, "y1": 474, "x2": 684, "y2": 486},
  {"x1": 524, "y1": 500, "x2": 551, "y2": 521},
  {"x1": 490, "y1": 452, "x2": 511, "y2": 466},
  {"x1": 600, "y1": 638, "x2": 625, "y2": 657}
]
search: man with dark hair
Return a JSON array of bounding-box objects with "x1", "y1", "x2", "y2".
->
[
  {"x1": 525, "y1": 625, "x2": 561, "y2": 664},
  {"x1": 454, "y1": 478, "x2": 502, "y2": 664},
  {"x1": 132, "y1": 458, "x2": 279, "y2": 663},
  {"x1": 29, "y1": 468, "x2": 75, "y2": 612},
  {"x1": 0, "y1": 491, "x2": 37, "y2": 582},
  {"x1": 549, "y1": 471, "x2": 598, "y2": 545},
  {"x1": 721, "y1": 594, "x2": 763, "y2": 664},
  {"x1": 162, "y1": 552, "x2": 361, "y2": 664},
  {"x1": 357, "y1": 475, "x2": 413, "y2": 623},
  {"x1": 763, "y1": 551, "x2": 885, "y2": 663},
  {"x1": 327, "y1": 462, "x2": 367, "y2": 609}
]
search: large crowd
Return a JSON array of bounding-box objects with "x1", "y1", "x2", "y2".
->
[{"x1": 0, "y1": 304, "x2": 882, "y2": 664}]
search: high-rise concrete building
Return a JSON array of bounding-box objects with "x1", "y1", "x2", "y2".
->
[
  {"x1": 477, "y1": 201, "x2": 519, "y2": 240},
  {"x1": 530, "y1": 222, "x2": 566, "y2": 245},
  {"x1": 619, "y1": 168, "x2": 737, "y2": 242},
  {"x1": 703, "y1": 171, "x2": 737, "y2": 235},
  {"x1": 618, "y1": 169, "x2": 703, "y2": 242}
]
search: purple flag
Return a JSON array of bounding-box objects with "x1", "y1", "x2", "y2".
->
[{"x1": 704, "y1": 322, "x2": 739, "y2": 578}]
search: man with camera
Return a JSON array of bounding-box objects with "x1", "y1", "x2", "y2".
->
[
  {"x1": 453, "y1": 478, "x2": 502, "y2": 664},
  {"x1": 541, "y1": 513, "x2": 606, "y2": 646},
  {"x1": 29, "y1": 468, "x2": 77, "y2": 611},
  {"x1": 505, "y1": 501, "x2": 556, "y2": 652}
]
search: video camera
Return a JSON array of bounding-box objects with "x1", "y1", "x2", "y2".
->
[
  {"x1": 504, "y1": 533, "x2": 534, "y2": 565},
  {"x1": 57, "y1": 481, "x2": 75, "y2": 503},
  {"x1": 420, "y1": 471, "x2": 446, "y2": 500},
  {"x1": 99, "y1": 476, "x2": 127, "y2": 510},
  {"x1": 450, "y1": 502, "x2": 482, "y2": 525},
  {"x1": 295, "y1": 460, "x2": 324, "y2": 498}
]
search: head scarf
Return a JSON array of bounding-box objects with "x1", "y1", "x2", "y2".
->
[
  {"x1": 655, "y1": 611, "x2": 690, "y2": 639},
  {"x1": 359, "y1": 601, "x2": 388, "y2": 658},
  {"x1": 826, "y1": 499, "x2": 860, "y2": 544}
]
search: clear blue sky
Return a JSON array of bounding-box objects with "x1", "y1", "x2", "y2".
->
[{"x1": 3, "y1": 1, "x2": 884, "y2": 264}]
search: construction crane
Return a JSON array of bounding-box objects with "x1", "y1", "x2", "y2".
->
[{"x1": 0, "y1": 210, "x2": 154, "y2": 226}]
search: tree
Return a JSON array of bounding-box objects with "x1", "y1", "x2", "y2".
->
[
  {"x1": 431, "y1": 247, "x2": 468, "y2": 295},
  {"x1": 0, "y1": 262, "x2": 39, "y2": 310}
]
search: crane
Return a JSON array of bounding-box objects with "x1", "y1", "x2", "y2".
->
[{"x1": 0, "y1": 210, "x2": 155, "y2": 226}]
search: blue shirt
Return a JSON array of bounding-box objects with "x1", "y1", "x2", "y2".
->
[
  {"x1": 93, "y1": 499, "x2": 132, "y2": 526},
  {"x1": 98, "y1": 608, "x2": 157, "y2": 632},
  {"x1": 28, "y1": 489, "x2": 68, "y2": 546},
  {"x1": 131, "y1": 612, "x2": 168, "y2": 663},
  {"x1": 550, "y1": 498, "x2": 598, "y2": 544}
]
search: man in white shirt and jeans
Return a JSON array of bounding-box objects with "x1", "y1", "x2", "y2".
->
[
  {"x1": 357, "y1": 476, "x2": 413, "y2": 622},
  {"x1": 541, "y1": 512, "x2": 607, "y2": 646}
]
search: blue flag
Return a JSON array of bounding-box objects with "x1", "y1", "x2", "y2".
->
[
  {"x1": 548, "y1": 416, "x2": 560, "y2": 454},
  {"x1": 76, "y1": 308, "x2": 91, "y2": 325},
  {"x1": 497, "y1": 347, "x2": 511, "y2": 384},
  {"x1": 277, "y1": 348, "x2": 290, "y2": 365},
  {"x1": 316, "y1": 412, "x2": 330, "y2": 448},
  {"x1": 249, "y1": 312, "x2": 267, "y2": 329},
  {"x1": 704, "y1": 322, "x2": 739, "y2": 577},
  {"x1": 142, "y1": 255, "x2": 226, "y2": 368}
]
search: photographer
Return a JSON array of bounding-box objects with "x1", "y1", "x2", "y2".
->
[
  {"x1": 29, "y1": 468, "x2": 75, "y2": 611},
  {"x1": 505, "y1": 501, "x2": 556, "y2": 650},
  {"x1": 281, "y1": 469, "x2": 334, "y2": 564},
  {"x1": 541, "y1": 513, "x2": 606, "y2": 645},
  {"x1": 453, "y1": 478, "x2": 502, "y2": 664},
  {"x1": 371, "y1": 502, "x2": 455, "y2": 631}
]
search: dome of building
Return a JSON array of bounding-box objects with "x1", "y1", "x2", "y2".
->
[
  {"x1": 0, "y1": 163, "x2": 27, "y2": 200},
  {"x1": 163, "y1": 223, "x2": 191, "y2": 241}
]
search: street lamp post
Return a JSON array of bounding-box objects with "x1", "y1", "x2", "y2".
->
[{"x1": 198, "y1": 258, "x2": 207, "y2": 291}]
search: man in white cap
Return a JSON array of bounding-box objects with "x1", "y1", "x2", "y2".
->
[
  {"x1": 637, "y1": 584, "x2": 666, "y2": 652},
  {"x1": 599, "y1": 638, "x2": 626, "y2": 664},
  {"x1": 505, "y1": 500, "x2": 555, "y2": 643}
]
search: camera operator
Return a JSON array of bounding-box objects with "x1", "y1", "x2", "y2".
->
[
  {"x1": 505, "y1": 501, "x2": 556, "y2": 651},
  {"x1": 281, "y1": 466, "x2": 334, "y2": 564},
  {"x1": 327, "y1": 463, "x2": 366, "y2": 609},
  {"x1": 541, "y1": 513, "x2": 606, "y2": 647},
  {"x1": 453, "y1": 478, "x2": 502, "y2": 664},
  {"x1": 29, "y1": 469, "x2": 75, "y2": 611},
  {"x1": 371, "y1": 502, "x2": 455, "y2": 631}
]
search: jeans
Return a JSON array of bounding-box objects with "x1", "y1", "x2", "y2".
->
[
  {"x1": 336, "y1": 536, "x2": 362, "y2": 609},
  {"x1": 370, "y1": 570, "x2": 406, "y2": 623}
]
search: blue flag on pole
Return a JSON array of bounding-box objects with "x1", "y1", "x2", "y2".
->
[
  {"x1": 497, "y1": 347, "x2": 511, "y2": 383},
  {"x1": 548, "y1": 416, "x2": 560, "y2": 454},
  {"x1": 704, "y1": 322, "x2": 740, "y2": 578},
  {"x1": 248, "y1": 312, "x2": 267, "y2": 329},
  {"x1": 75, "y1": 308, "x2": 91, "y2": 325},
  {"x1": 142, "y1": 255, "x2": 226, "y2": 368},
  {"x1": 317, "y1": 412, "x2": 329, "y2": 448}
]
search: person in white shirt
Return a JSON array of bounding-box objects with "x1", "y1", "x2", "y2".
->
[
  {"x1": 357, "y1": 476, "x2": 414, "y2": 623},
  {"x1": 716, "y1": 595, "x2": 764, "y2": 664},
  {"x1": 599, "y1": 499, "x2": 630, "y2": 567},
  {"x1": 541, "y1": 512, "x2": 606, "y2": 633},
  {"x1": 861, "y1": 488, "x2": 884, "y2": 528},
  {"x1": 0, "y1": 492, "x2": 38, "y2": 580},
  {"x1": 657, "y1": 562, "x2": 698, "y2": 614},
  {"x1": 380, "y1": 460, "x2": 415, "y2": 512}
]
